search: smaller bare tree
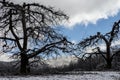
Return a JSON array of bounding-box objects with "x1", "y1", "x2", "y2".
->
[{"x1": 78, "y1": 20, "x2": 120, "y2": 69}]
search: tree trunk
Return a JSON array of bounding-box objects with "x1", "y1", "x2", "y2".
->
[
  {"x1": 20, "y1": 53, "x2": 30, "y2": 74},
  {"x1": 106, "y1": 44, "x2": 112, "y2": 68},
  {"x1": 106, "y1": 59, "x2": 112, "y2": 68}
]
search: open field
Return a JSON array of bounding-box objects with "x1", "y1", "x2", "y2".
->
[{"x1": 0, "y1": 71, "x2": 119, "y2": 80}]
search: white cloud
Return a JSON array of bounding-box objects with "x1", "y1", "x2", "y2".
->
[
  {"x1": 10, "y1": 0, "x2": 120, "y2": 28},
  {"x1": 112, "y1": 40, "x2": 120, "y2": 47},
  {"x1": 71, "y1": 40, "x2": 77, "y2": 44},
  {"x1": 0, "y1": 54, "x2": 13, "y2": 62},
  {"x1": 47, "y1": 56, "x2": 77, "y2": 67}
]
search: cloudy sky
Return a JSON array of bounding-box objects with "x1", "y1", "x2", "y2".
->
[
  {"x1": 10, "y1": 0, "x2": 120, "y2": 43},
  {"x1": 1, "y1": 0, "x2": 120, "y2": 61}
]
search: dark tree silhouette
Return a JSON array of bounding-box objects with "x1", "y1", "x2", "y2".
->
[
  {"x1": 78, "y1": 20, "x2": 120, "y2": 69},
  {"x1": 0, "y1": 0, "x2": 71, "y2": 74}
]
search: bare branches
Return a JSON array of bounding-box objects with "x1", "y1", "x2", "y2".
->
[
  {"x1": 0, "y1": 37, "x2": 16, "y2": 41},
  {"x1": 28, "y1": 37, "x2": 72, "y2": 58},
  {"x1": 77, "y1": 19, "x2": 120, "y2": 68},
  {"x1": 0, "y1": 0, "x2": 70, "y2": 59},
  {"x1": 78, "y1": 34, "x2": 99, "y2": 49},
  {"x1": 0, "y1": 0, "x2": 71, "y2": 73},
  {"x1": 78, "y1": 20, "x2": 120, "y2": 50}
]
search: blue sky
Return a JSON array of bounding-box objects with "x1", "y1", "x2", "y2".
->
[{"x1": 62, "y1": 11, "x2": 120, "y2": 43}]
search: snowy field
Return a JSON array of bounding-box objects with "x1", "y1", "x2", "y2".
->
[{"x1": 0, "y1": 71, "x2": 120, "y2": 80}]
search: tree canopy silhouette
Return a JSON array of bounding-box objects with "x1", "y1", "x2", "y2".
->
[
  {"x1": 78, "y1": 20, "x2": 120, "y2": 68},
  {"x1": 0, "y1": 0, "x2": 72, "y2": 74}
]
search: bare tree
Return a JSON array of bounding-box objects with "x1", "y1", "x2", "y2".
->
[
  {"x1": 78, "y1": 20, "x2": 120, "y2": 69},
  {"x1": 0, "y1": 0, "x2": 72, "y2": 74}
]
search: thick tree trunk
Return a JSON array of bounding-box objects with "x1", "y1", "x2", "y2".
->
[
  {"x1": 106, "y1": 59, "x2": 112, "y2": 68},
  {"x1": 20, "y1": 53, "x2": 30, "y2": 74},
  {"x1": 106, "y1": 44, "x2": 112, "y2": 68}
]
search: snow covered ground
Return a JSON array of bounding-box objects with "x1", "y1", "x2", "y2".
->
[{"x1": 0, "y1": 71, "x2": 119, "y2": 80}]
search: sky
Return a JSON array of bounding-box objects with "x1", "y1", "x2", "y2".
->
[
  {"x1": 10, "y1": 0, "x2": 120, "y2": 43},
  {"x1": 1, "y1": 0, "x2": 120, "y2": 61}
]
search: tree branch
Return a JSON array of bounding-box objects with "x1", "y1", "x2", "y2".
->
[{"x1": 28, "y1": 38, "x2": 67, "y2": 58}]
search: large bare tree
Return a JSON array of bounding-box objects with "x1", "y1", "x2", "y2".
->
[
  {"x1": 0, "y1": 0, "x2": 71, "y2": 74},
  {"x1": 78, "y1": 20, "x2": 120, "y2": 69}
]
